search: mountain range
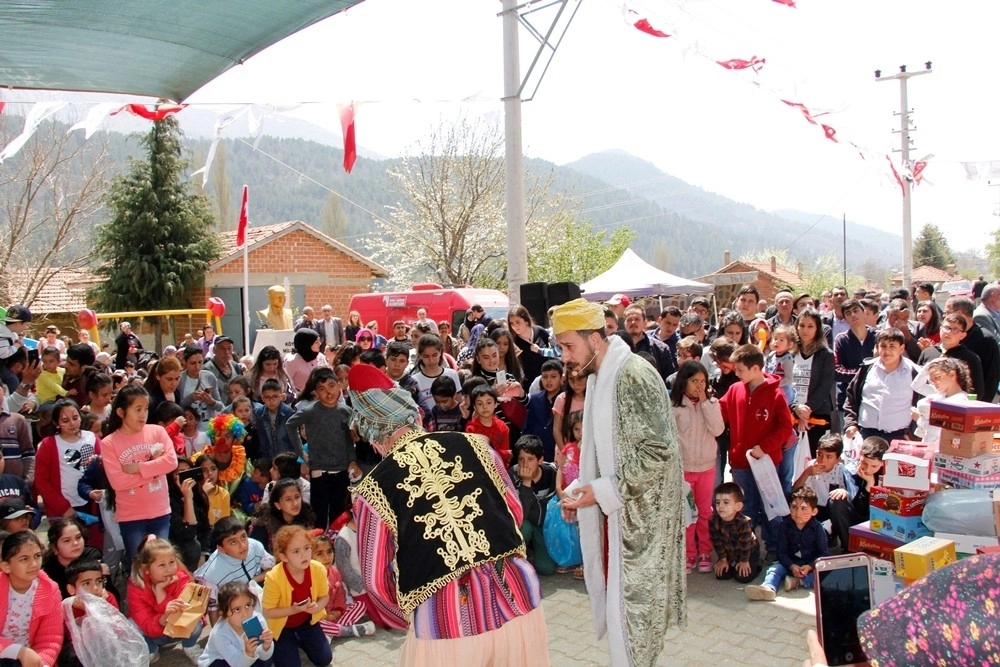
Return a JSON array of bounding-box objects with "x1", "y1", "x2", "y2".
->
[{"x1": 1, "y1": 110, "x2": 903, "y2": 279}]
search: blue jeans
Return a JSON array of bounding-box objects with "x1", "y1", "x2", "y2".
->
[
  {"x1": 778, "y1": 445, "x2": 795, "y2": 496},
  {"x1": 762, "y1": 561, "x2": 815, "y2": 591},
  {"x1": 143, "y1": 619, "x2": 204, "y2": 653},
  {"x1": 120, "y1": 514, "x2": 171, "y2": 566},
  {"x1": 274, "y1": 621, "x2": 332, "y2": 667},
  {"x1": 731, "y1": 467, "x2": 777, "y2": 552}
]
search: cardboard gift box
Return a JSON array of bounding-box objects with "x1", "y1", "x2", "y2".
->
[
  {"x1": 870, "y1": 505, "x2": 932, "y2": 542},
  {"x1": 937, "y1": 469, "x2": 1000, "y2": 490},
  {"x1": 893, "y1": 536, "x2": 957, "y2": 580},
  {"x1": 976, "y1": 545, "x2": 1000, "y2": 555},
  {"x1": 849, "y1": 521, "x2": 906, "y2": 562},
  {"x1": 871, "y1": 557, "x2": 905, "y2": 606},
  {"x1": 929, "y1": 399, "x2": 1000, "y2": 433},
  {"x1": 933, "y1": 452, "x2": 1000, "y2": 477},
  {"x1": 938, "y1": 429, "x2": 994, "y2": 459},
  {"x1": 932, "y1": 531, "x2": 1000, "y2": 556},
  {"x1": 869, "y1": 486, "x2": 928, "y2": 516},
  {"x1": 883, "y1": 440, "x2": 934, "y2": 491}
]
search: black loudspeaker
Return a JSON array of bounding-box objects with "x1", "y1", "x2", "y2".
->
[
  {"x1": 520, "y1": 282, "x2": 549, "y2": 327},
  {"x1": 546, "y1": 282, "x2": 581, "y2": 308}
]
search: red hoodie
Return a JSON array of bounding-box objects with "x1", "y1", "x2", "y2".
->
[{"x1": 719, "y1": 374, "x2": 792, "y2": 470}]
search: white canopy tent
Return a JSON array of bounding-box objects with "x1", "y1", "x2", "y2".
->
[{"x1": 580, "y1": 248, "x2": 713, "y2": 302}]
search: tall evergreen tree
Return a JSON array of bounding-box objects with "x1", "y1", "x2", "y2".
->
[
  {"x1": 91, "y1": 115, "x2": 220, "y2": 350},
  {"x1": 912, "y1": 223, "x2": 954, "y2": 269}
]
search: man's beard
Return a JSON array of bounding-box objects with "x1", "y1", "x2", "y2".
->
[{"x1": 565, "y1": 340, "x2": 598, "y2": 379}]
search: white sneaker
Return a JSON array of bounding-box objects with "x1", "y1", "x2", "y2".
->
[
  {"x1": 148, "y1": 651, "x2": 160, "y2": 665},
  {"x1": 182, "y1": 645, "x2": 203, "y2": 664},
  {"x1": 744, "y1": 584, "x2": 776, "y2": 601},
  {"x1": 354, "y1": 621, "x2": 376, "y2": 637}
]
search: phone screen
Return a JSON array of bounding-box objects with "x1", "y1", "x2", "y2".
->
[
  {"x1": 27, "y1": 349, "x2": 39, "y2": 364},
  {"x1": 818, "y1": 564, "x2": 871, "y2": 666}
]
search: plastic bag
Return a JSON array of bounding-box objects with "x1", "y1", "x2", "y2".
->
[
  {"x1": 791, "y1": 431, "x2": 812, "y2": 483},
  {"x1": 62, "y1": 592, "x2": 150, "y2": 667},
  {"x1": 746, "y1": 451, "x2": 790, "y2": 521},
  {"x1": 682, "y1": 480, "x2": 698, "y2": 528},
  {"x1": 542, "y1": 494, "x2": 582, "y2": 568},
  {"x1": 922, "y1": 489, "x2": 997, "y2": 536}
]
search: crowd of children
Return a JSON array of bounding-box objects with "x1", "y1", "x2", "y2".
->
[{"x1": 0, "y1": 280, "x2": 994, "y2": 660}]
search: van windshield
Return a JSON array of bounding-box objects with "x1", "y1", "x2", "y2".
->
[{"x1": 483, "y1": 307, "x2": 509, "y2": 322}]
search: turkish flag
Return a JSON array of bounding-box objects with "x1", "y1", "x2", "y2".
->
[
  {"x1": 237, "y1": 185, "x2": 249, "y2": 247},
  {"x1": 0, "y1": 102, "x2": 5, "y2": 115},
  {"x1": 114, "y1": 103, "x2": 187, "y2": 121},
  {"x1": 634, "y1": 18, "x2": 670, "y2": 37},
  {"x1": 339, "y1": 103, "x2": 357, "y2": 174}
]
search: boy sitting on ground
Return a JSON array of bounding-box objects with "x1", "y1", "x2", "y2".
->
[
  {"x1": 745, "y1": 487, "x2": 828, "y2": 601},
  {"x1": 709, "y1": 482, "x2": 760, "y2": 584},
  {"x1": 510, "y1": 435, "x2": 557, "y2": 576}
]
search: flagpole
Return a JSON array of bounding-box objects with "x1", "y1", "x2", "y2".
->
[{"x1": 240, "y1": 185, "x2": 250, "y2": 357}]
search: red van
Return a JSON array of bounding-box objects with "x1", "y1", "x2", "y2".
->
[{"x1": 348, "y1": 284, "x2": 509, "y2": 337}]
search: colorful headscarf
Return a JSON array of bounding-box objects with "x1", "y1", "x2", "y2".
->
[{"x1": 347, "y1": 363, "x2": 420, "y2": 444}]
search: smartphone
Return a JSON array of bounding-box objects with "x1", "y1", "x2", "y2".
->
[
  {"x1": 814, "y1": 553, "x2": 873, "y2": 667},
  {"x1": 495, "y1": 369, "x2": 508, "y2": 385},
  {"x1": 27, "y1": 348, "x2": 39, "y2": 364},
  {"x1": 294, "y1": 598, "x2": 311, "y2": 607},
  {"x1": 178, "y1": 468, "x2": 204, "y2": 484},
  {"x1": 242, "y1": 616, "x2": 263, "y2": 640}
]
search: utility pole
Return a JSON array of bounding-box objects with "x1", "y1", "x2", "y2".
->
[
  {"x1": 501, "y1": 0, "x2": 527, "y2": 304},
  {"x1": 876, "y1": 62, "x2": 931, "y2": 294}
]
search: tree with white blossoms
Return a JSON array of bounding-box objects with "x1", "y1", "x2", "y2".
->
[{"x1": 367, "y1": 116, "x2": 574, "y2": 290}]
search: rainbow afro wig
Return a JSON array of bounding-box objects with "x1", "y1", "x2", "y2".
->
[{"x1": 207, "y1": 413, "x2": 247, "y2": 444}]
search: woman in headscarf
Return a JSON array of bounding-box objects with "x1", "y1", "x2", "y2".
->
[
  {"x1": 456, "y1": 323, "x2": 485, "y2": 366},
  {"x1": 285, "y1": 328, "x2": 326, "y2": 393}
]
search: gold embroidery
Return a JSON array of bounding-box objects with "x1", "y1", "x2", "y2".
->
[{"x1": 394, "y1": 437, "x2": 491, "y2": 569}]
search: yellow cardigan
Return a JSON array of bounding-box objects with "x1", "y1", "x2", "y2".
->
[{"x1": 262, "y1": 560, "x2": 329, "y2": 638}]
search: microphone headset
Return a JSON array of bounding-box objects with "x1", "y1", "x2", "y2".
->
[{"x1": 571, "y1": 350, "x2": 598, "y2": 378}]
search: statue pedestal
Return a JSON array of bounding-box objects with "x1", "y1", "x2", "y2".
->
[{"x1": 252, "y1": 329, "x2": 295, "y2": 359}]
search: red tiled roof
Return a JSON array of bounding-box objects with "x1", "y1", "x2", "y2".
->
[
  {"x1": 5, "y1": 268, "x2": 96, "y2": 315},
  {"x1": 211, "y1": 220, "x2": 388, "y2": 277},
  {"x1": 699, "y1": 260, "x2": 806, "y2": 287}
]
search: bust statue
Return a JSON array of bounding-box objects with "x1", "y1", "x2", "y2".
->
[{"x1": 257, "y1": 285, "x2": 294, "y2": 330}]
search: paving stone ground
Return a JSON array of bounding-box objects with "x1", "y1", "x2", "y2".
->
[{"x1": 157, "y1": 566, "x2": 816, "y2": 666}]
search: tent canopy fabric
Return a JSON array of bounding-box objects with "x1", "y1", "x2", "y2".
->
[
  {"x1": 0, "y1": 1, "x2": 365, "y2": 101},
  {"x1": 580, "y1": 248, "x2": 713, "y2": 301}
]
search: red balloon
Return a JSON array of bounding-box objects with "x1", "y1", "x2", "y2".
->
[
  {"x1": 77, "y1": 309, "x2": 97, "y2": 329},
  {"x1": 207, "y1": 297, "x2": 226, "y2": 318}
]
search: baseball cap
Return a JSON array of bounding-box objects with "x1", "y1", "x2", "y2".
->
[
  {"x1": 0, "y1": 498, "x2": 33, "y2": 521},
  {"x1": 606, "y1": 294, "x2": 631, "y2": 307},
  {"x1": 213, "y1": 336, "x2": 234, "y2": 346},
  {"x1": 4, "y1": 305, "x2": 32, "y2": 324}
]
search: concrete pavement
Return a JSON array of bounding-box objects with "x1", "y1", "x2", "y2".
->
[{"x1": 158, "y1": 566, "x2": 815, "y2": 666}]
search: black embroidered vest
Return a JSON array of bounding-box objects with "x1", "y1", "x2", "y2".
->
[{"x1": 356, "y1": 430, "x2": 525, "y2": 614}]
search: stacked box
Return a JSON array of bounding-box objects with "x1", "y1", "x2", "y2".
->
[
  {"x1": 893, "y1": 536, "x2": 957, "y2": 580},
  {"x1": 868, "y1": 486, "x2": 931, "y2": 541},
  {"x1": 938, "y1": 430, "x2": 994, "y2": 459},
  {"x1": 937, "y1": 469, "x2": 1000, "y2": 490},
  {"x1": 933, "y1": 452, "x2": 1000, "y2": 476},
  {"x1": 848, "y1": 521, "x2": 906, "y2": 562},
  {"x1": 883, "y1": 440, "x2": 934, "y2": 492},
  {"x1": 871, "y1": 558, "x2": 905, "y2": 605},
  {"x1": 932, "y1": 532, "x2": 1000, "y2": 557},
  {"x1": 929, "y1": 400, "x2": 1000, "y2": 433}
]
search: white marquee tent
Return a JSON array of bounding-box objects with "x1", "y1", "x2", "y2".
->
[{"x1": 580, "y1": 248, "x2": 712, "y2": 301}]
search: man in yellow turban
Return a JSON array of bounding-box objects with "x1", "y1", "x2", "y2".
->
[{"x1": 552, "y1": 298, "x2": 686, "y2": 667}]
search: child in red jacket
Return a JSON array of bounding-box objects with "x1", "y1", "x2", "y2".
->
[
  {"x1": 153, "y1": 402, "x2": 188, "y2": 456},
  {"x1": 719, "y1": 344, "x2": 793, "y2": 562},
  {"x1": 127, "y1": 537, "x2": 204, "y2": 663},
  {"x1": 0, "y1": 533, "x2": 63, "y2": 667},
  {"x1": 465, "y1": 386, "x2": 511, "y2": 467}
]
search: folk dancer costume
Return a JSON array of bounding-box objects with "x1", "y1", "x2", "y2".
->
[
  {"x1": 347, "y1": 364, "x2": 549, "y2": 667},
  {"x1": 550, "y1": 299, "x2": 686, "y2": 667}
]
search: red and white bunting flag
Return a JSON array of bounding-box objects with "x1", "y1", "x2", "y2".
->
[
  {"x1": 67, "y1": 102, "x2": 118, "y2": 139},
  {"x1": 772, "y1": 0, "x2": 796, "y2": 7},
  {"x1": 821, "y1": 124, "x2": 838, "y2": 143},
  {"x1": 911, "y1": 160, "x2": 927, "y2": 185},
  {"x1": 237, "y1": 185, "x2": 249, "y2": 247},
  {"x1": 339, "y1": 102, "x2": 357, "y2": 174},
  {"x1": 781, "y1": 99, "x2": 817, "y2": 125},
  {"x1": 113, "y1": 103, "x2": 187, "y2": 121},
  {"x1": 717, "y1": 56, "x2": 766, "y2": 73},
  {"x1": 886, "y1": 156, "x2": 904, "y2": 196},
  {"x1": 0, "y1": 101, "x2": 67, "y2": 162},
  {"x1": 623, "y1": 7, "x2": 670, "y2": 37},
  {"x1": 0, "y1": 102, "x2": 5, "y2": 115}
]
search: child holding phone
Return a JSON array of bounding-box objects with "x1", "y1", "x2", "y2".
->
[
  {"x1": 261, "y1": 526, "x2": 331, "y2": 667},
  {"x1": 201, "y1": 580, "x2": 274, "y2": 667}
]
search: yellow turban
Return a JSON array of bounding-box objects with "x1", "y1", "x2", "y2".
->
[{"x1": 549, "y1": 298, "x2": 606, "y2": 335}]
